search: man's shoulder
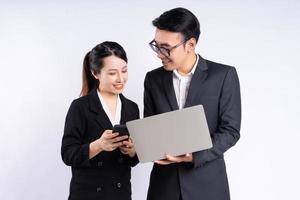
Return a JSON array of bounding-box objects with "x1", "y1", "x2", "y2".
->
[
  {"x1": 205, "y1": 59, "x2": 234, "y2": 72},
  {"x1": 145, "y1": 66, "x2": 168, "y2": 80},
  {"x1": 203, "y1": 58, "x2": 238, "y2": 80},
  {"x1": 120, "y1": 94, "x2": 139, "y2": 110},
  {"x1": 147, "y1": 66, "x2": 165, "y2": 75}
]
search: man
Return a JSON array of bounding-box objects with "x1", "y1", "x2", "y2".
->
[{"x1": 144, "y1": 7, "x2": 241, "y2": 200}]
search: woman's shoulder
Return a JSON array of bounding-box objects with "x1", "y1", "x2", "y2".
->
[
  {"x1": 72, "y1": 94, "x2": 89, "y2": 105},
  {"x1": 67, "y1": 95, "x2": 91, "y2": 113}
]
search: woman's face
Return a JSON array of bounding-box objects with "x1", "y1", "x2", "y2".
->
[{"x1": 93, "y1": 55, "x2": 128, "y2": 95}]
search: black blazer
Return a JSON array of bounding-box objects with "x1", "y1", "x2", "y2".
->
[
  {"x1": 144, "y1": 55, "x2": 241, "y2": 200},
  {"x1": 61, "y1": 88, "x2": 139, "y2": 200}
]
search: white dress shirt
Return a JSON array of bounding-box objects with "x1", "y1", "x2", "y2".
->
[
  {"x1": 173, "y1": 54, "x2": 199, "y2": 109},
  {"x1": 97, "y1": 90, "x2": 121, "y2": 126}
]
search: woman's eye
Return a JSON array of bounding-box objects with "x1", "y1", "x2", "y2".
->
[
  {"x1": 122, "y1": 70, "x2": 128, "y2": 73},
  {"x1": 109, "y1": 73, "x2": 116, "y2": 75}
]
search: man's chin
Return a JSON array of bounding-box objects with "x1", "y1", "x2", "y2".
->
[{"x1": 163, "y1": 64, "x2": 175, "y2": 71}]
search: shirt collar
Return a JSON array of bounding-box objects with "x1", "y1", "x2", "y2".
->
[{"x1": 97, "y1": 89, "x2": 121, "y2": 125}]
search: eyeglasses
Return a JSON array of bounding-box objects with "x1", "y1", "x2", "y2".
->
[{"x1": 149, "y1": 39, "x2": 187, "y2": 57}]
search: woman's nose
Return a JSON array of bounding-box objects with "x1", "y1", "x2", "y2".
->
[{"x1": 116, "y1": 72, "x2": 123, "y2": 82}]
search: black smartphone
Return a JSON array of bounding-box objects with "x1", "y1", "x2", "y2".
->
[{"x1": 112, "y1": 124, "x2": 129, "y2": 137}]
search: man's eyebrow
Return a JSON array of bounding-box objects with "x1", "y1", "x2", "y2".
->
[{"x1": 155, "y1": 40, "x2": 172, "y2": 47}]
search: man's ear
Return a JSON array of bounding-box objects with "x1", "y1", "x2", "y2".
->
[{"x1": 186, "y1": 38, "x2": 197, "y2": 53}]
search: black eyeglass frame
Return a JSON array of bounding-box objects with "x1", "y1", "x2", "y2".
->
[{"x1": 149, "y1": 39, "x2": 188, "y2": 57}]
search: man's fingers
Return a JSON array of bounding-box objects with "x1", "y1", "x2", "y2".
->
[
  {"x1": 164, "y1": 153, "x2": 192, "y2": 162},
  {"x1": 185, "y1": 153, "x2": 193, "y2": 159},
  {"x1": 154, "y1": 159, "x2": 175, "y2": 165},
  {"x1": 165, "y1": 154, "x2": 181, "y2": 162}
]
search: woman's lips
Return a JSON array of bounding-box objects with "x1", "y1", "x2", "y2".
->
[{"x1": 113, "y1": 84, "x2": 124, "y2": 90}]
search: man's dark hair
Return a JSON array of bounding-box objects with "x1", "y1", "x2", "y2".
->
[{"x1": 152, "y1": 7, "x2": 200, "y2": 42}]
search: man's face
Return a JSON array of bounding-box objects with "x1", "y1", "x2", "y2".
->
[{"x1": 153, "y1": 28, "x2": 188, "y2": 71}]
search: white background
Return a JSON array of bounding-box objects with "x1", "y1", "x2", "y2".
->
[{"x1": 1, "y1": 0, "x2": 299, "y2": 199}]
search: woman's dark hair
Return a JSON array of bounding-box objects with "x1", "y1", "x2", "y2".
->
[
  {"x1": 152, "y1": 7, "x2": 200, "y2": 42},
  {"x1": 81, "y1": 41, "x2": 127, "y2": 96}
]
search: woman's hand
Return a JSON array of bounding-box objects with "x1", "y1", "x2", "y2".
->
[
  {"x1": 119, "y1": 138, "x2": 136, "y2": 158},
  {"x1": 89, "y1": 130, "x2": 128, "y2": 158},
  {"x1": 98, "y1": 130, "x2": 129, "y2": 151}
]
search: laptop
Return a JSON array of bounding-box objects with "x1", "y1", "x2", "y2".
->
[{"x1": 126, "y1": 105, "x2": 212, "y2": 163}]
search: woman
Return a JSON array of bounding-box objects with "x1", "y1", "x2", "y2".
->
[{"x1": 61, "y1": 41, "x2": 139, "y2": 200}]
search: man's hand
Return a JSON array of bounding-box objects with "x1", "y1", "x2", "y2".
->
[{"x1": 154, "y1": 153, "x2": 193, "y2": 165}]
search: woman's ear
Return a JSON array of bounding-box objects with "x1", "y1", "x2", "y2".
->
[{"x1": 91, "y1": 70, "x2": 99, "y2": 80}]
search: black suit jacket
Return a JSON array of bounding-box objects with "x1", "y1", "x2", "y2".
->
[
  {"x1": 144, "y1": 55, "x2": 241, "y2": 200},
  {"x1": 61, "y1": 88, "x2": 139, "y2": 200}
]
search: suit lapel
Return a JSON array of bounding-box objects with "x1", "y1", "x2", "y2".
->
[
  {"x1": 184, "y1": 55, "x2": 208, "y2": 108},
  {"x1": 120, "y1": 94, "x2": 129, "y2": 125},
  {"x1": 163, "y1": 70, "x2": 179, "y2": 110},
  {"x1": 88, "y1": 89, "x2": 113, "y2": 129}
]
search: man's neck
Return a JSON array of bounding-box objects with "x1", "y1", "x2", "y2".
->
[{"x1": 177, "y1": 53, "x2": 197, "y2": 76}]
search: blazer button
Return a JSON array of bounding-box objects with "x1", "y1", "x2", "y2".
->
[
  {"x1": 97, "y1": 161, "x2": 103, "y2": 167},
  {"x1": 117, "y1": 182, "x2": 122, "y2": 188},
  {"x1": 96, "y1": 186, "x2": 102, "y2": 192}
]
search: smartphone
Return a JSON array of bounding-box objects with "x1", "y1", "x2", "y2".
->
[{"x1": 112, "y1": 124, "x2": 129, "y2": 137}]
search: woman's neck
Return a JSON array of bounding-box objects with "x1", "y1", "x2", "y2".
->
[
  {"x1": 98, "y1": 89, "x2": 118, "y2": 119},
  {"x1": 99, "y1": 89, "x2": 118, "y2": 102}
]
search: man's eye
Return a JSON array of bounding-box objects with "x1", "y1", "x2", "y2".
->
[{"x1": 160, "y1": 47, "x2": 169, "y2": 52}]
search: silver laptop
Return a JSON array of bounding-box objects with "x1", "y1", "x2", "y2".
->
[{"x1": 126, "y1": 105, "x2": 212, "y2": 163}]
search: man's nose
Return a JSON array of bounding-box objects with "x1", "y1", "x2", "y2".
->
[{"x1": 157, "y1": 50, "x2": 166, "y2": 59}]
